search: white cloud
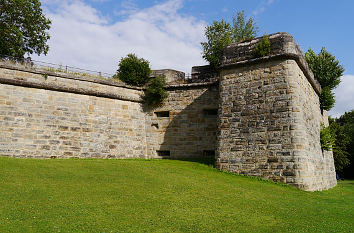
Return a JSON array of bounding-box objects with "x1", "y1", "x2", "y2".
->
[
  {"x1": 329, "y1": 75, "x2": 354, "y2": 117},
  {"x1": 34, "y1": 0, "x2": 207, "y2": 75},
  {"x1": 253, "y1": 0, "x2": 275, "y2": 16}
]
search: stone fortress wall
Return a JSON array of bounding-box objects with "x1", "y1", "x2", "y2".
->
[{"x1": 0, "y1": 32, "x2": 336, "y2": 191}]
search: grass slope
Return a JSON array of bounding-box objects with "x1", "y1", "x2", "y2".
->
[{"x1": 0, "y1": 157, "x2": 353, "y2": 232}]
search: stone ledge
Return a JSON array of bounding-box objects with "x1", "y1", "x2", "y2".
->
[
  {"x1": 167, "y1": 80, "x2": 218, "y2": 90},
  {"x1": 0, "y1": 62, "x2": 142, "y2": 91},
  {"x1": 0, "y1": 66, "x2": 143, "y2": 102}
]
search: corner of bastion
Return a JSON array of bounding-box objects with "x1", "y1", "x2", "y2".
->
[
  {"x1": 0, "y1": 32, "x2": 337, "y2": 191},
  {"x1": 216, "y1": 32, "x2": 336, "y2": 191}
]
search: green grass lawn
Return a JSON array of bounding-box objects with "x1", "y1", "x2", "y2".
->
[{"x1": 0, "y1": 157, "x2": 353, "y2": 233}]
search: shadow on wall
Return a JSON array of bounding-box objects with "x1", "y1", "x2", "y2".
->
[{"x1": 145, "y1": 84, "x2": 219, "y2": 166}]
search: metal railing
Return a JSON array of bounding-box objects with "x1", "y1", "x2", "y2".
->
[{"x1": 0, "y1": 55, "x2": 114, "y2": 79}]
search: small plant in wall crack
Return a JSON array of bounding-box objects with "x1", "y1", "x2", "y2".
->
[{"x1": 41, "y1": 73, "x2": 48, "y2": 80}]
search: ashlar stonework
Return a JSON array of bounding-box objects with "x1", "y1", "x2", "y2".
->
[{"x1": 0, "y1": 32, "x2": 336, "y2": 191}]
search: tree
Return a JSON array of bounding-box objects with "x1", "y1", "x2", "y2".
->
[
  {"x1": 232, "y1": 10, "x2": 258, "y2": 43},
  {"x1": 201, "y1": 11, "x2": 258, "y2": 70},
  {"x1": 0, "y1": 0, "x2": 51, "y2": 58},
  {"x1": 201, "y1": 20, "x2": 233, "y2": 70},
  {"x1": 329, "y1": 118, "x2": 350, "y2": 175},
  {"x1": 305, "y1": 48, "x2": 344, "y2": 111},
  {"x1": 336, "y1": 110, "x2": 354, "y2": 178},
  {"x1": 114, "y1": 53, "x2": 151, "y2": 86}
]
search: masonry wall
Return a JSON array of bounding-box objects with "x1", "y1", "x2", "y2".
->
[
  {"x1": 0, "y1": 65, "x2": 147, "y2": 158},
  {"x1": 0, "y1": 63, "x2": 219, "y2": 160},
  {"x1": 145, "y1": 83, "x2": 219, "y2": 158},
  {"x1": 288, "y1": 60, "x2": 336, "y2": 190}
]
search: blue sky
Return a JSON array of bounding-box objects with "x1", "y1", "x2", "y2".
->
[{"x1": 38, "y1": 0, "x2": 353, "y2": 116}]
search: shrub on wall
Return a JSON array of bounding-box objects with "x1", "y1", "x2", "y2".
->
[
  {"x1": 143, "y1": 75, "x2": 168, "y2": 108},
  {"x1": 113, "y1": 54, "x2": 151, "y2": 86},
  {"x1": 305, "y1": 48, "x2": 344, "y2": 111},
  {"x1": 320, "y1": 124, "x2": 335, "y2": 151},
  {"x1": 253, "y1": 35, "x2": 271, "y2": 58}
]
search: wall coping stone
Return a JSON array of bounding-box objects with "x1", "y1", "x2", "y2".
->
[
  {"x1": 0, "y1": 62, "x2": 142, "y2": 91},
  {"x1": 0, "y1": 63, "x2": 143, "y2": 102}
]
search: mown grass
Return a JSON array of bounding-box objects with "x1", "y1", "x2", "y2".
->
[{"x1": 0, "y1": 157, "x2": 353, "y2": 232}]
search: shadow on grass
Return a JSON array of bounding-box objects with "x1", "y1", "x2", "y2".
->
[{"x1": 163, "y1": 156, "x2": 216, "y2": 167}]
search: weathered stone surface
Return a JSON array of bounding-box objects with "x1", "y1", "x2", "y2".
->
[{"x1": 0, "y1": 66, "x2": 147, "y2": 159}]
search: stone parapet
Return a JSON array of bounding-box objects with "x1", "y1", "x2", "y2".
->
[
  {"x1": 152, "y1": 69, "x2": 185, "y2": 84},
  {"x1": 0, "y1": 62, "x2": 143, "y2": 102},
  {"x1": 190, "y1": 65, "x2": 219, "y2": 83}
]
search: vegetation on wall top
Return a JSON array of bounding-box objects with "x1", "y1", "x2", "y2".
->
[
  {"x1": 113, "y1": 53, "x2": 151, "y2": 86},
  {"x1": 114, "y1": 53, "x2": 168, "y2": 108},
  {"x1": 201, "y1": 10, "x2": 258, "y2": 70},
  {"x1": 253, "y1": 35, "x2": 271, "y2": 58}
]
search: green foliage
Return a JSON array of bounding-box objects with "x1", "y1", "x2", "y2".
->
[
  {"x1": 329, "y1": 118, "x2": 351, "y2": 174},
  {"x1": 320, "y1": 124, "x2": 335, "y2": 151},
  {"x1": 201, "y1": 20, "x2": 233, "y2": 70},
  {"x1": 201, "y1": 11, "x2": 258, "y2": 70},
  {"x1": 305, "y1": 48, "x2": 344, "y2": 89},
  {"x1": 0, "y1": 157, "x2": 354, "y2": 232},
  {"x1": 337, "y1": 110, "x2": 354, "y2": 125},
  {"x1": 305, "y1": 48, "x2": 344, "y2": 110},
  {"x1": 319, "y1": 87, "x2": 335, "y2": 110},
  {"x1": 114, "y1": 53, "x2": 151, "y2": 86},
  {"x1": 232, "y1": 10, "x2": 258, "y2": 42},
  {"x1": 336, "y1": 110, "x2": 354, "y2": 178},
  {"x1": 143, "y1": 75, "x2": 169, "y2": 108},
  {"x1": 0, "y1": 0, "x2": 51, "y2": 57},
  {"x1": 253, "y1": 35, "x2": 271, "y2": 58}
]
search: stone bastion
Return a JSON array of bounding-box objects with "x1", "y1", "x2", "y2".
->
[{"x1": 0, "y1": 32, "x2": 336, "y2": 191}]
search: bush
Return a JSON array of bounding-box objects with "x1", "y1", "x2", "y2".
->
[
  {"x1": 143, "y1": 75, "x2": 169, "y2": 108},
  {"x1": 114, "y1": 54, "x2": 151, "y2": 86},
  {"x1": 253, "y1": 35, "x2": 271, "y2": 58},
  {"x1": 320, "y1": 124, "x2": 335, "y2": 151}
]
